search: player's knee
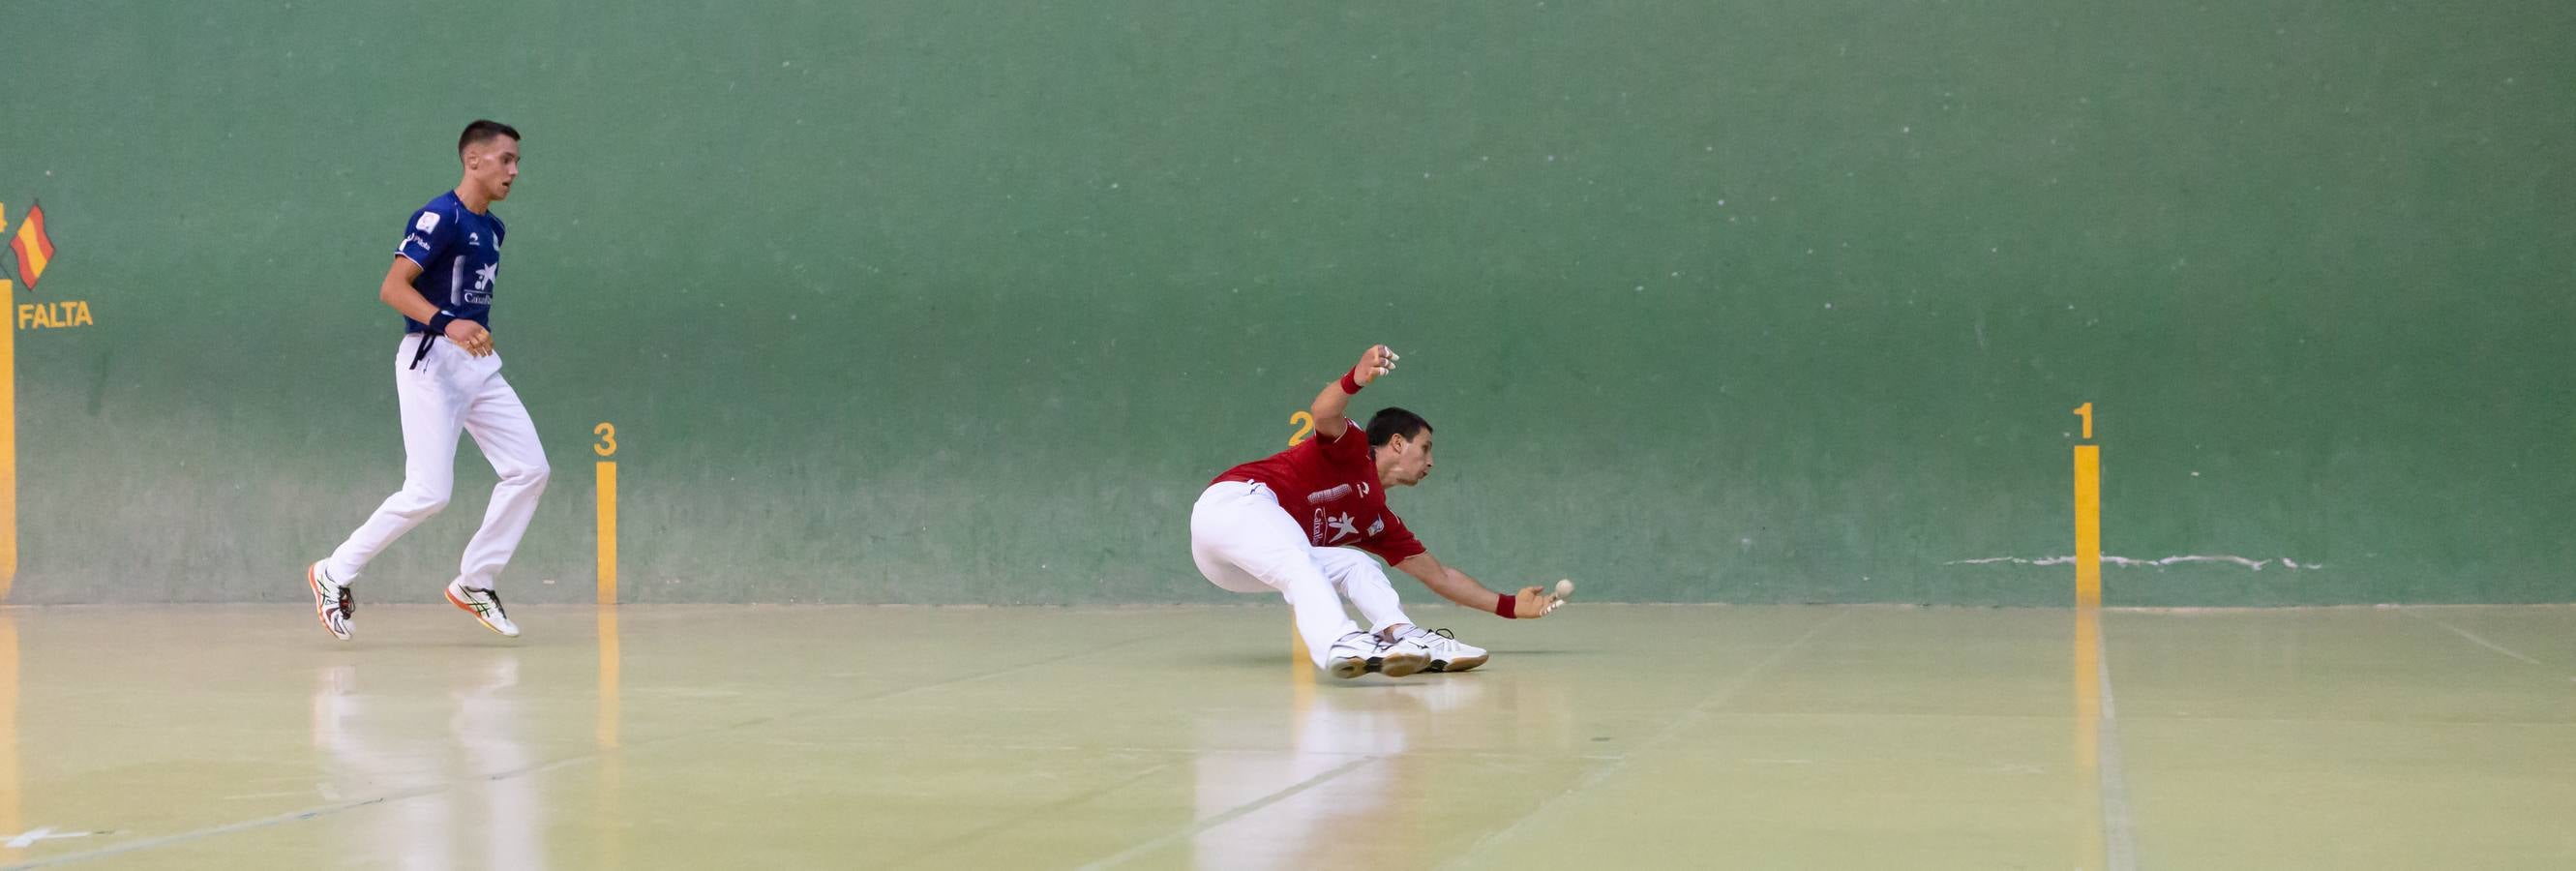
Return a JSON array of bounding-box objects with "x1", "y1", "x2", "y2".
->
[
  {"x1": 505, "y1": 462, "x2": 551, "y2": 489},
  {"x1": 404, "y1": 486, "x2": 453, "y2": 516},
  {"x1": 1317, "y1": 550, "x2": 1390, "y2": 586}
]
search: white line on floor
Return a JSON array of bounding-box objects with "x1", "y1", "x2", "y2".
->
[
  {"x1": 1071, "y1": 756, "x2": 1378, "y2": 870},
  {"x1": 2094, "y1": 619, "x2": 2141, "y2": 871},
  {"x1": 2400, "y1": 609, "x2": 2546, "y2": 665},
  {"x1": 0, "y1": 633, "x2": 1164, "y2": 871},
  {"x1": 4, "y1": 830, "x2": 103, "y2": 849}
]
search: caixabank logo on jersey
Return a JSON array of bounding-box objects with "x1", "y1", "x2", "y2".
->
[{"x1": 2, "y1": 198, "x2": 92, "y2": 329}]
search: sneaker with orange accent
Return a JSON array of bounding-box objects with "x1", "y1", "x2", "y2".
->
[
  {"x1": 445, "y1": 581, "x2": 520, "y2": 638},
  {"x1": 308, "y1": 561, "x2": 354, "y2": 641}
]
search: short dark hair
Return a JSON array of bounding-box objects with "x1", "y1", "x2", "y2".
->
[
  {"x1": 458, "y1": 120, "x2": 521, "y2": 159},
  {"x1": 1366, "y1": 407, "x2": 1432, "y2": 447}
]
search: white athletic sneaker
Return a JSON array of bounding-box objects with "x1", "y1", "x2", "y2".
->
[
  {"x1": 1406, "y1": 627, "x2": 1489, "y2": 673},
  {"x1": 445, "y1": 581, "x2": 520, "y2": 638},
  {"x1": 1376, "y1": 631, "x2": 1433, "y2": 677},
  {"x1": 308, "y1": 561, "x2": 354, "y2": 641},
  {"x1": 1325, "y1": 630, "x2": 1377, "y2": 678}
]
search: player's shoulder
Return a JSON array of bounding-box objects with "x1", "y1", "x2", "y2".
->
[
  {"x1": 414, "y1": 190, "x2": 463, "y2": 214},
  {"x1": 1319, "y1": 419, "x2": 1367, "y2": 448},
  {"x1": 405, "y1": 192, "x2": 463, "y2": 232}
]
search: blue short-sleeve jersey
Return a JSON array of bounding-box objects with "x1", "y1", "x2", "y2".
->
[{"x1": 393, "y1": 191, "x2": 505, "y2": 333}]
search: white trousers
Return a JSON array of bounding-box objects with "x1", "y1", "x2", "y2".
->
[
  {"x1": 1190, "y1": 481, "x2": 1415, "y2": 668},
  {"x1": 326, "y1": 333, "x2": 551, "y2": 590}
]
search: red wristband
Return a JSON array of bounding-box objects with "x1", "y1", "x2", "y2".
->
[
  {"x1": 1337, "y1": 369, "x2": 1364, "y2": 394},
  {"x1": 1495, "y1": 591, "x2": 1516, "y2": 618}
]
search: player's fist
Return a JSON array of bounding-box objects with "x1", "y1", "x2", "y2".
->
[
  {"x1": 1510, "y1": 586, "x2": 1562, "y2": 619},
  {"x1": 445, "y1": 319, "x2": 494, "y2": 357},
  {"x1": 1354, "y1": 345, "x2": 1400, "y2": 386}
]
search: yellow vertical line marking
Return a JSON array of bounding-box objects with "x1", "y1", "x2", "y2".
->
[
  {"x1": 0, "y1": 277, "x2": 15, "y2": 597},
  {"x1": 1289, "y1": 629, "x2": 1314, "y2": 744},
  {"x1": 1289, "y1": 632, "x2": 1314, "y2": 694},
  {"x1": 595, "y1": 461, "x2": 617, "y2": 606},
  {"x1": 0, "y1": 613, "x2": 19, "y2": 855},
  {"x1": 590, "y1": 429, "x2": 620, "y2": 860},
  {"x1": 597, "y1": 608, "x2": 620, "y2": 748},
  {"x1": 596, "y1": 607, "x2": 620, "y2": 866},
  {"x1": 2074, "y1": 445, "x2": 2101, "y2": 608},
  {"x1": 1290, "y1": 631, "x2": 1312, "y2": 680}
]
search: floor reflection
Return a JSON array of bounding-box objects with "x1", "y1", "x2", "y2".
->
[
  {"x1": 1, "y1": 611, "x2": 18, "y2": 856},
  {"x1": 1192, "y1": 664, "x2": 1543, "y2": 870},
  {"x1": 310, "y1": 651, "x2": 545, "y2": 870}
]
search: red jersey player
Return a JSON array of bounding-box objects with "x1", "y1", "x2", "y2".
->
[{"x1": 1190, "y1": 345, "x2": 1565, "y2": 678}]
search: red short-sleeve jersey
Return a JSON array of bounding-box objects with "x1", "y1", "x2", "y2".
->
[{"x1": 1212, "y1": 419, "x2": 1425, "y2": 563}]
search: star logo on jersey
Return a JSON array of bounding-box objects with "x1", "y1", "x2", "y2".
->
[
  {"x1": 1324, "y1": 512, "x2": 1360, "y2": 543},
  {"x1": 472, "y1": 262, "x2": 497, "y2": 291}
]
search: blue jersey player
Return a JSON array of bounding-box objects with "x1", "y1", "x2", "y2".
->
[{"x1": 309, "y1": 120, "x2": 548, "y2": 640}]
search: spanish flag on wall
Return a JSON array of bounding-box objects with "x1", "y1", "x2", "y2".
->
[{"x1": 11, "y1": 202, "x2": 55, "y2": 288}]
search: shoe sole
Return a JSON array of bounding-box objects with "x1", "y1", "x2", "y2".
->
[
  {"x1": 308, "y1": 563, "x2": 350, "y2": 641},
  {"x1": 446, "y1": 586, "x2": 520, "y2": 637},
  {"x1": 1432, "y1": 653, "x2": 1489, "y2": 673},
  {"x1": 1379, "y1": 650, "x2": 1430, "y2": 677},
  {"x1": 1328, "y1": 656, "x2": 1368, "y2": 678}
]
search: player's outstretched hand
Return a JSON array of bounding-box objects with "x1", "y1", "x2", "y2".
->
[
  {"x1": 1353, "y1": 345, "x2": 1399, "y2": 387},
  {"x1": 446, "y1": 319, "x2": 495, "y2": 357},
  {"x1": 1511, "y1": 586, "x2": 1563, "y2": 619}
]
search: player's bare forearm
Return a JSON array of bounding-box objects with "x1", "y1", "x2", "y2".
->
[
  {"x1": 1395, "y1": 554, "x2": 1502, "y2": 611},
  {"x1": 1309, "y1": 382, "x2": 1355, "y2": 438},
  {"x1": 379, "y1": 258, "x2": 439, "y2": 323},
  {"x1": 1311, "y1": 345, "x2": 1399, "y2": 439},
  {"x1": 1396, "y1": 554, "x2": 1564, "y2": 618}
]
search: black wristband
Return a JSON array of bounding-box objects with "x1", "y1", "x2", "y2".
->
[{"x1": 427, "y1": 312, "x2": 456, "y2": 334}]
